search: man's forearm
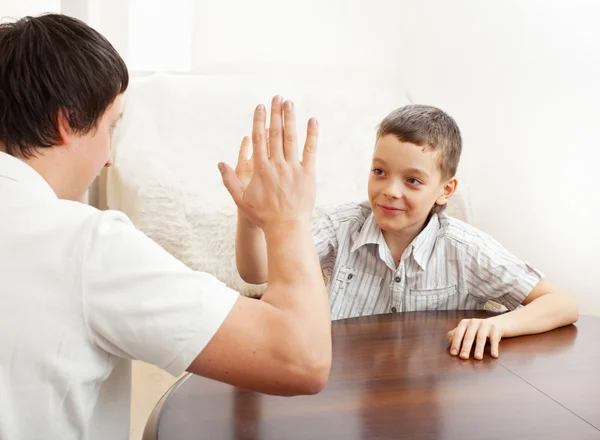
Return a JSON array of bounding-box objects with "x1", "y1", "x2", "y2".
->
[{"x1": 260, "y1": 219, "x2": 331, "y2": 369}]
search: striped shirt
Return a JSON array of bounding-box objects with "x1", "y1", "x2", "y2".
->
[{"x1": 311, "y1": 202, "x2": 543, "y2": 320}]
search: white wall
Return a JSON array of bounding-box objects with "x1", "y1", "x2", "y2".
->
[
  {"x1": 396, "y1": 0, "x2": 600, "y2": 313},
  {"x1": 0, "y1": 0, "x2": 59, "y2": 19},
  {"x1": 2, "y1": 0, "x2": 597, "y2": 313}
]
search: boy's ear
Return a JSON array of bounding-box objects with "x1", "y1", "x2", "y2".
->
[
  {"x1": 435, "y1": 177, "x2": 458, "y2": 207},
  {"x1": 56, "y1": 109, "x2": 74, "y2": 146}
]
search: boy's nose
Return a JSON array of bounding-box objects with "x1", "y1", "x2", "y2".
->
[{"x1": 383, "y1": 182, "x2": 403, "y2": 199}]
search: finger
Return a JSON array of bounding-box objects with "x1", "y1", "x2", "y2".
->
[
  {"x1": 265, "y1": 127, "x2": 270, "y2": 158},
  {"x1": 447, "y1": 330, "x2": 454, "y2": 344},
  {"x1": 218, "y1": 162, "x2": 244, "y2": 207},
  {"x1": 301, "y1": 117, "x2": 319, "y2": 172},
  {"x1": 460, "y1": 320, "x2": 481, "y2": 359},
  {"x1": 489, "y1": 328, "x2": 501, "y2": 358},
  {"x1": 474, "y1": 325, "x2": 489, "y2": 360},
  {"x1": 450, "y1": 320, "x2": 469, "y2": 356},
  {"x1": 252, "y1": 104, "x2": 268, "y2": 162},
  {"x1": 283, "y1": 100, "x2": 298, "y2": 162},
  {"x1": 237, "y1": 136, "x2": 251, "y2": 167},
  {"x1": 268, "y1": 95, "x2": 284, "y2": 161}
]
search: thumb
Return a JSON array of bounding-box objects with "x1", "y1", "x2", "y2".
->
[{"x1": 218, "y1": 162, "x2": 245, "y2": 206}]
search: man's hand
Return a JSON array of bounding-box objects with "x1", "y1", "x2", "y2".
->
[
  {"x1": 219, "y1": 95, "x2": 318, "y2": 232},
  {"x1": 447, "y1": 318, "x2": 503, "y2": 360}
]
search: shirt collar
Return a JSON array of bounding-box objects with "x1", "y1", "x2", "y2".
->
[
  {"x1": 0, "y1": 151, "x2": 57, "y2": 199},
  {"x1": 351, "y1": 210, "x2": 441, "y2": 271},
  {"x1": 410, "y1": 213, "x2": 440, "y2": 270},
  {"x1": 351, "y1": 212, "x2": 381, "y2": 252}
]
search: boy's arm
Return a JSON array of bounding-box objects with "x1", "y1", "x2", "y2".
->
[
  {"x1": 233, "y1": 136, "x2": 269, "y2": 284},
  {"x1": 488, "y1": 279, "x2": 578, "y2": 337},
  {"x1": 449, "y1": 280, "x2": 578, "y2": 360},
  {"x1": 236, "y1": 208, "x2": 268, "y2": 284},
  {"x1": 448, "y1": 232, "x2": 578, "y2": 360}
]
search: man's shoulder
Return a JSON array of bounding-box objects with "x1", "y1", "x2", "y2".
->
[{"x1": 55, "y1": 201, "x2": 134, "y2": 236}]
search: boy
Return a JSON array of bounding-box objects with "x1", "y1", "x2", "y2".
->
[
  {"x1": 236, "y1": 104, "x2": 578, "y2": 361},
  {"x1": 0, "y1": 14, "x2": 331, "y2": 440}
]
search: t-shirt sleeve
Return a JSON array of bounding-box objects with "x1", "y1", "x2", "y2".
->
[
  {"x1": 464, "y1": 232, "x2": 544, "y2": 310},
  {"x1": 81, "y1": 210, "x2": 239, "y2": 376},
  {"x1": 310, "y1": 214, "x2": 338, "y2": 278}
]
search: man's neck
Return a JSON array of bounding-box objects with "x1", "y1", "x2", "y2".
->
[{"x1": 3, "y1": 146, "x2": 79, "y2": 200}]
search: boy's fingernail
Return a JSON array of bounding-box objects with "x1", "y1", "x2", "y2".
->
[
  {"x1": 476, "y1": 352, "x2": 482, "y2": 358},
  {"x1": 218, "y1": 163, "x2": 225, "y2": 173},
  {"x1": 256, "y1": 104, "x2": 265, "y2": 112},
  {"x1": 461, "y1": 352, "x2": 467, "y2": 357},
  {"x1": 285, "y1": 100, "x2": 293, "y2": 111},
  {"x1": 451, "y1": 349, "x2": 458, "y2": 355}
]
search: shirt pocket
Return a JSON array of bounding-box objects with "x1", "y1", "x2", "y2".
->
[
  {"x1": 330, "y1": 265, "x2": 383, "y2": 320},
  {"x1": 409, "y1": 285, "x2": 458, "y2": 311}
]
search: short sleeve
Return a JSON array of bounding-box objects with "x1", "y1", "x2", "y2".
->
[
  {"x1": 81, "y1": 210, "x2": 239, "y2": 376},
  {"x1": 310, "y1": 214, "x2": 338, "y2": 278},
  {"x1": 464, "y1": 232, "x2": 544, "y2": 310}
]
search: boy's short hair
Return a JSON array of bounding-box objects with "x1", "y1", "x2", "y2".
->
[
  {"x1": 0, "y1": 14, "x2": 129, "y2": 158},
  {"x1": 376, "y1": 104, "x2": 462, "y2": 214}
]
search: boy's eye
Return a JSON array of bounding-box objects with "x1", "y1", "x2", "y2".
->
[
  {"x1": 407, "y1": 178, "x2": 422, "y2": 185},
  {"x1": 372, "y1": 168, "x2": 385, "y2": 176}
]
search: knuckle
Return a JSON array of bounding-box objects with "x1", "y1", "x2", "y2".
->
[{"x1": 252, "y1": 132, "x2": 263, "y2": 144}]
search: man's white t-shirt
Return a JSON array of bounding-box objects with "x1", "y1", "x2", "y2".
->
[{"x1": 0, "y1": 152, "x2": 239, "y2": 439}]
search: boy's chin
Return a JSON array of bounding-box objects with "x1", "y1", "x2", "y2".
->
[{"x1": 374, "y1": 216, "x2": 407, "y2": 233}]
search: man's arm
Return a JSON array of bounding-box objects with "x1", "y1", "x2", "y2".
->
[{"x1": 188, "y1": 96, "x2": 331, "y2": 394}]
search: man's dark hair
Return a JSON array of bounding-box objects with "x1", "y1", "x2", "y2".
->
[{"x1": 0, "y1": 14, "x2": 129, "y2": 157}]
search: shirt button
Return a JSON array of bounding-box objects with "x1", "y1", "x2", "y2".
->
[
  {"x1": 391, "y1": 307, "x2": 398, "y2": 313},
  {"x1": 347, "y1": 273, "x2": 353, "y2": 280},
  {"x1": 394, "y1": 276, "x2": 401, "y2": 283}
]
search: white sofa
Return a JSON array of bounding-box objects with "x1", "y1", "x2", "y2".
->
[{"x1": 107, "y1": 72, "x2": 472, "y2": 297}]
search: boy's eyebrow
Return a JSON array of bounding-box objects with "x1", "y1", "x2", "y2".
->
[
  {"x1": 372, "y1": 157, "x2": 430, "y2": 178},
  {"x1": 404, "y1": 167, "x2": 430, "y2": 178}
]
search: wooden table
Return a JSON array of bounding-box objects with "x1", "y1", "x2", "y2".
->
[{"x1": 147, "y1": 311, "x2": 600, "y2": 440}]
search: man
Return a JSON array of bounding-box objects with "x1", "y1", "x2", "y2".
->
[{"x1": 0, "y1": 14, "x2": 331, "y2": 439}]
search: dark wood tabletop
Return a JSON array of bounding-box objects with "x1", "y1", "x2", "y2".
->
[{"x1": 149, "y1": 311, "x2": 600, "y2": 440}]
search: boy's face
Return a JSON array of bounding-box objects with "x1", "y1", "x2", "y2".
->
[{"x1": 368, "y1": 134, "x2": 456, "y2": 235}]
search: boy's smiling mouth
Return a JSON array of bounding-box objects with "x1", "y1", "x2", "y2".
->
[{"x1": 377, "y1": 204, "x2": 406, "y2": 215}]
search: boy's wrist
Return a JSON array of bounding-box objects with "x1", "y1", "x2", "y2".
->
[
  {"x1": 487, "y1": 313, "x2": 515, "y2": 339},
  {"x1": 238, "y1": 208, "x2": 258, "y2": 228}
]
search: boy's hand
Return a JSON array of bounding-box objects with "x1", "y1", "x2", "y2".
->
[
  {"x1": 236, "y1": 130, "x2": 270, "y2": 188},
  {"x1": 447, "y1": 318, "x2": 503, "y2": 360},
  {"x1": 219, "y1": 96, "x2": 318, "y2": 231},
  {"x1": 235, "y1": 136, "x2": 253, "y2": 188}
]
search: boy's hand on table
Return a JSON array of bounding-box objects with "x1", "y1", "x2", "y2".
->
[{"x1": 447, "y1": 318, "x2": 504, "y2": 360}]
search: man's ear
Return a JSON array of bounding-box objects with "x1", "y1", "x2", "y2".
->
[
  {"x1": 435, "y1": 177, "x2": 458, "y2": 207},
  {"x1": 56, "y1": 109, "x2": 74, "y2": 145}
]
